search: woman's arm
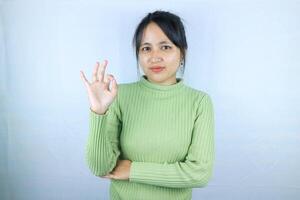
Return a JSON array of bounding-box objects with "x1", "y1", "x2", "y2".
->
[
  {"x1": 129, "y1": 94, "x2": 215, "y2": 188},
  {"x1": 85, "y1": 95, "x2": 122, "y2": 177}
]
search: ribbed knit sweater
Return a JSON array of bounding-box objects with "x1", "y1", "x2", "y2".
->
[{"x1": 85, "y1": 75, "x2": 215, "y2": 200}]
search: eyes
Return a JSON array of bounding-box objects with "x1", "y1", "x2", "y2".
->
[{"x1": 140, "y1": 45, "x2": 172, "y2": 53}]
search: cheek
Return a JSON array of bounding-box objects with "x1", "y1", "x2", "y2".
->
[
  {"x1": 138, "y1": 55, "x2": 149, "y2": 67},
  {"x1": 166, "y1": 53, "x2": 181, "y2": 67},
  {"x1": 140, "y1": 55, "x2": 147, "y2": 62},
  {"x1": 138, "y1": 56, "x2": 145, "y2": 66}
]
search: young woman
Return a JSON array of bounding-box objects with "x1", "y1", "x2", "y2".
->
[{"x1": 80, "y1": 10, "x2": 215, "y2": 200}]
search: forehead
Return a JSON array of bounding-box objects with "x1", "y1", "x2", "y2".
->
[{"x1": 141, "y1": 22, "x2": 172, "y2": 44}]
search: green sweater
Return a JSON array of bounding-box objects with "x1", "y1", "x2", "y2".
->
[{"x1": 85, "y1": 75, "x2": 215, "y2": 200}]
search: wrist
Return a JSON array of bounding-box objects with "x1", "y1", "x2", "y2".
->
[{"x1": 90, "y1": 107, "x2": 107, "y2": 115}]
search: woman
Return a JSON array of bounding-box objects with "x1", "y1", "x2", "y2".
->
[{"x1": 80, "y1": 10, "x2": 215, "y2": 200}]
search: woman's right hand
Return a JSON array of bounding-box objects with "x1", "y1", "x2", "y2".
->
[{"x1": 80, "y1": 60, "x2": 118, "y2": 115}]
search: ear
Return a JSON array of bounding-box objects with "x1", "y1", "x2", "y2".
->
[{"x1": 180, "y1": 53, "x2": 184, "y2": 61}]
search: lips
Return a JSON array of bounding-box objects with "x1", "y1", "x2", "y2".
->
[
  {"x1": 150, "y1": 66, "x2": 165, "y2": 73},
  {"x1": 150, "y1": 66, "x2": 164, "y2": 69}
]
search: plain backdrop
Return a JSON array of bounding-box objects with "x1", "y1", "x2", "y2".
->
[{"x1": 0, "y1": 0, "x2": 299, "y2": 199}]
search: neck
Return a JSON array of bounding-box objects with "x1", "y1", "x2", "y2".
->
[
  {"x1": 145, "y1": 75, "x2": 178, "y2": 86},
  {"x1": 138, "y1": 75, "x2": 184, "y2": 98}
]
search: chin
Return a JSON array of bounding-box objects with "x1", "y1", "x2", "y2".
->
[{"x1": 146, "y1": 74, "x2": 168, "y2": 83}]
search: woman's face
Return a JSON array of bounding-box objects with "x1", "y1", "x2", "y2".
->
[{"x1": 138, "y1": 22, "x2": 182, "y2": 85}]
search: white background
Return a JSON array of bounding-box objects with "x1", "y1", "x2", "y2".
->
[{"x1": 0, "y1": 0, "x2": 299, "y2": 199}]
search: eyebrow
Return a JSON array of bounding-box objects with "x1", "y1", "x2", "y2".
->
[{"x1": 141, "y1": 41, "x2": 170, "y2": 46}]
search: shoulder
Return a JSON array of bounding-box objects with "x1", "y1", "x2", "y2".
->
[
  {"x1": 114, "y1": 81, "x2": 139, "y2": 102},
  {"x1": 182, "y1": 84, "x2": 212, "y2": 103},
  {"x1": 181, "y1": 87, "x2": 213, "y2": 121},
  {"x1": 117, "y1": 81, "x2": 138, "y2": 89},
  {"x1": 116, "y1": 81, "x2": 139, "y2": 94},
  {"x1": 109, "y1": 81, "x2": 138, "y2": 112},
  {"x1": 181, "y1": 84, "x2": 214, "y2": 117}
]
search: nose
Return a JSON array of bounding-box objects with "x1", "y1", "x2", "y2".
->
[
  {"x1": 149, "y1": 49, "x2": 163, "y2": 63},
  {"x1": 150, "y1": 57, "x2": 162, "y2": 63}
]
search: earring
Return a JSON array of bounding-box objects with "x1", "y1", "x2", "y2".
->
[
  {"x1": 179, "y1": 60, "x2": 184, "y2": 78},
  {"x1": 180, "y1": 60, "x2": 184, "y2": 69}
]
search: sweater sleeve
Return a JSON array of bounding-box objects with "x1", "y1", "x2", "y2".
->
[
  {"x1": 129, "y1": 94, "x2": 215, "y2": 188},
  {"x1": 85, "y1": 95, "x2": 122, "y2": 177}
]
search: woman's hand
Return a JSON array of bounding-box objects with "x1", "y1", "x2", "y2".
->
[
  {"x1": 100, "y1": 160, "x2": 132, "y2": 180},
  {"x1": 80, "y1": 60, "x2": 118, "y2": 114}
]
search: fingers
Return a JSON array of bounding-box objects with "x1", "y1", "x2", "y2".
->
[
  {"x1": 92, "y1": 62, "x2": 99, "y2": 82},
  {"x1": 97, "y1": 60, "x2": 108, "y2": 82},
  {"x1": 103, "y1": 74, "x2": 109, "y2": 84},
  {"x1": 81, "y1": 60, "x2": 109, "y2": 86},
  {"x1": 100, "y1": 173, "x2": 115, "y2": 179},
  {"x1": 80, "y1": 70, "x2": 90, "y2": 88}
]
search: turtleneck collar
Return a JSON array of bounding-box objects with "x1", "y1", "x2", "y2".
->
[{"x1": 138, "y1": 75, "x2": 184, "y2": 94}]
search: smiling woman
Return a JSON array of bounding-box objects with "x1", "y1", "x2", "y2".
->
[{"x1": 81, "y1": 10, "x2": 215, "y2": 200}]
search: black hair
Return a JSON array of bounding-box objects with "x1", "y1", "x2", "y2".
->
[{"x1": 132, "y1": 10, "x2": 188, "y2": 78}]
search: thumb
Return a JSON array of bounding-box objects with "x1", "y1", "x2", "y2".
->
[{"x1": 107, "y1": 75, "x2": 118, "y2": 95}]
